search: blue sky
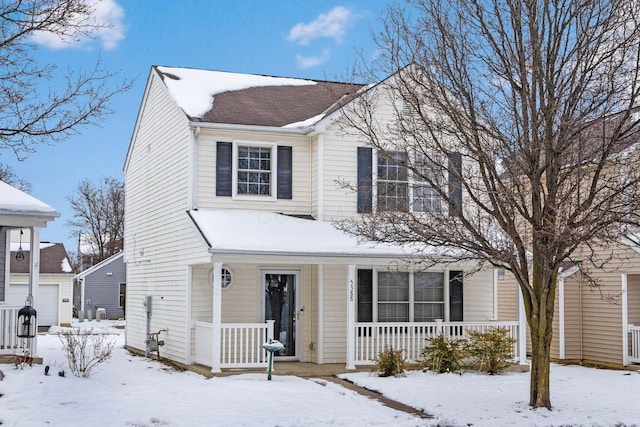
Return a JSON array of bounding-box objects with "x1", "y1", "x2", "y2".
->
[{"x1": 1, "y1": 0, "x2": 387, "y2": 254}]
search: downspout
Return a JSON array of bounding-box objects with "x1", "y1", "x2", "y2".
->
[
  {"x1": 317, "y1": 265, "x2": 324, "y2": 364},
  {"x1": 189, "y1": 126, "x2": 200, "y2": 210},
  {"x1": 559, "y1": 276, "x2": 565, "y2": 359},
  {"x1": 4, "y1": 230, "x2": 10, "y2": 302},
  {"x1": 317, "y1": 133, "x2": 324, "y2": 221},
  {"x1": 622, "y1": 274, "x2": 629, "y2": 366}
]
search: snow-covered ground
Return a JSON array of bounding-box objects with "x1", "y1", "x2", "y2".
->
[{"x1": 1, "y1": 321, "x2": 639, "y2": 426}]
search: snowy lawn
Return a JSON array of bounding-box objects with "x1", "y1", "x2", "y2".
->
[
  {"x1": 2, "y1": 321, "x2": 639, "y2": 427},
  {"x1": 341, "y1": 365, "x2": 640, "y2": 427}
]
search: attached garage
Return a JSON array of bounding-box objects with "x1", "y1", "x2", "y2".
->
[{"x1": 7, "y1": 284, "x2": 60, "y2": 326}]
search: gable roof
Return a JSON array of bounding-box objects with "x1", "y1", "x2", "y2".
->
[
  {"x1": 153, "y1": 66, "x2": 364, "y2": 128},
  {"x1": 10, "y1": 242, "x2": 72, "y2": 274},
  {"x1": 74, "y1": 251, "x2": 124, "y2": 280}
]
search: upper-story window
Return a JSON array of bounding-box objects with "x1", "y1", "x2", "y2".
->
[
  {"x1": 377, "y1": 151, "x2": 409, "y2": 211},
  {"x1": 375, "y1": 150, "x2": 444, "y2": 213},
  {"x1": 216, "y1": 141, "x2": 292, "y2": 200},
  {"x1": 237, "y1": 146, "x2": 272, "y2": 195},
  {"x1": 357, "y1": 147, "x2": 461, "y2": 215}
]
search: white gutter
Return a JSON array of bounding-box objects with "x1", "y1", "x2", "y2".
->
[{"x1": 188, "y1": 121, "x2": 315, "y2": 136}]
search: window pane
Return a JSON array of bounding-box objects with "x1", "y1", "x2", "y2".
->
[
  {"x1": 378, "y1": 303, "x2": 409, "y2": 322},
  {"x1": 378, "y1": 272, "x2": 409, "y2": 301},
  {"x1": 237, "y1": 146, "x2": 272, "y2": 195},
  {"x1": 414, "y1": 272, "x2": 444, "y2": 302},
  {"x1": 414, "y1": 303, "x2": 444, "y2": 322},
  {"x1": 413, "y1": 185, "x2": 441, "y2": 213}
]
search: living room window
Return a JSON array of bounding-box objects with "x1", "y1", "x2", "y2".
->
[{"x1": 357, "y1": 270, "x2": 447, "y2": 323}]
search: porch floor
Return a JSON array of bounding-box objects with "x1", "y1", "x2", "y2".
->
[{"x1": 189, "y1": 362, "x2": 371, "y2": 378}]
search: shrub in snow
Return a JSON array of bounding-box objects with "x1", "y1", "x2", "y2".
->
[
  {"x1": 421, "y1": 334, "x2": 467, "y2": 374},
  {"x1": 466, "y1": 327, "x2": 515, "y2": 375},
  {"x1": 58, "y1": 328, "x2": 114, "y2": 378},
  {"x1": 373, "y1": 346, "x2": 407, "y2": 377}
]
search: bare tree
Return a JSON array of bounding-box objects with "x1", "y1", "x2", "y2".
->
[
  {"x1": 0, "y1": 0, "x2": 131, "y2": 158},
  {"x1": 339, "y1": 0, "x2": 640, "y2": 409},
  {"x1": 0, "y1": 163, "x2": 32, "y2": 192},
  {"x1": 67, "y1": 177, "x2": 124, "y2": 266}
]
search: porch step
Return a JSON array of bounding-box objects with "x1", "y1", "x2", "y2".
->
[{"x1": 316, "y1": 376, "x2": 433, "y2": 420}]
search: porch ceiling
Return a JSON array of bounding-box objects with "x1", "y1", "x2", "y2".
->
[{"x1": 188, "y1": 209, "x2": 444, "y2": 263}]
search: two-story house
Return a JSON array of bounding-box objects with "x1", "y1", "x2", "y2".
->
[{"x1": 124, "y1": 66, "x2": 526, "y2": 372}]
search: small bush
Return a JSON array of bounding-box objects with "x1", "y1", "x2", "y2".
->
[
  {"x1": 466, "y1": 327, "x2": 515, "y2": 375},
  {"x1": 58, "y1": 328, "x2": 114, "y2": 378},
  {"x1": 421, "y1": 334, "x2": 467, "y2": 373},
  {"x1": 373, "y1": 346, "x2": 407, "y2": 377}
]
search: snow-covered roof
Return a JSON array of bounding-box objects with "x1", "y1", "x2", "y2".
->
[
  {"x1": 154, "y1": 66, "x2": 364, "y2": 128},
  {"x1": 0, "y1": 180, "x2": 59, "y2": 219},
  {"x1": 188, "y1": 209, "x2": 428, "y2": 259},
  {"x1": 157, "y1": 66, "x2": 318, "y2": 118}
]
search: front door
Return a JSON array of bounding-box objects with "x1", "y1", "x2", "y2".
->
[{"x1": 263, "y1": 270, "x2": 299, "y2": 359}]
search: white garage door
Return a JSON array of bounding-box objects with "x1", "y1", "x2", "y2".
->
[{"x1": 6, "y1": 284, "x2": 59, "y2": 326}]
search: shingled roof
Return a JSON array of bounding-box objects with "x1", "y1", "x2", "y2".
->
[
  {"x1": 154, "y1": 66, "x2": 364, "y2": 127},
  {"x1": 10, "y1": 243, "x2": 72, "y2": 274}
]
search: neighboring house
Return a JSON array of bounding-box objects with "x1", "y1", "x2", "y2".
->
[
  {"x1": 0, "y1": 180, "x2": 59, "y2": 358},
  {"x1": 77, "y1": 234, "x2": 124, "y2": 272},
  {"x1": 73, "y1": 252, "x2": 125, "y2": 320},
  {"x1": 7, "y1": 235, "x2": 73, "y2": 327},
  {"x1": 124, "y1": 66, "x2": 526, "y2": 372},
  {"x1": 498, "y1": 240, "x2": 640, "y2": 368}
]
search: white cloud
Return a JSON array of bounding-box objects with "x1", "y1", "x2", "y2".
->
[
  {"x1": 288, "y1": 6, "x2": 355, "y2": 46},
  {"x1": 30, "y1": 0, "x2": 125, "y2": 50},
  {"x1": 296, "y1": 50, "x2": 331, "y2": 69}
]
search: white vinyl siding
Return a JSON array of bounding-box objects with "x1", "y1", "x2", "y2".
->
[
  {"x1": 124, "y1": 71, "x2": 212, "y2": 364},
  {"x1": 321, "y1": 264, "x2": 348, "y2": 363},
  {"x1": 196, "y1": 131, "x2": 312, "y2": 215}
]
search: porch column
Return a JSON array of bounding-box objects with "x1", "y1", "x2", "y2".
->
[
  {"x1": 517, "y1": 283, "x2": 527, "y2": 365},
  {"x1": 622, "y1": 274, "x2": 629, "y2": 366},
  {"x1": 29, "y1": 227, "x2": 40, "y2": 357},
  {"x1": 345, "y1": 264, "x2": 356, "y2": 370},
  {"x1": 211, "y1": 262, "x2": 222, "y2": 373}
]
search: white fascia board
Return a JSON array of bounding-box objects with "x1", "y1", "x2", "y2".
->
[
  {"x1": 188, "y1": 121, "x2": 314, "y2": 136},
  {"x1": 74, "y1": 252, "x2": 124, "y2": 280},
  {"x1": 559, "y1": 264, "x2": 580, "y2": 279}
]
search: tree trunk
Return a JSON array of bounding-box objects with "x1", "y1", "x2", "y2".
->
[
  {"x1": 528, "y1": 316, "x2": 553, "y2": 408},
  {"x1": 526, "y1": 261, "x2": 556, "y2": 409}
]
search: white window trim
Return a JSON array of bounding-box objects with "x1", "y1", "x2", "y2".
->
[
  {"x1": 374, "y1": 150, "x2": 444, "y2": 214},
  {"x1": 118, "y1": 282, "x2": 126, "y2": 308},
  {"x1": 371, "y1": 268, "x2": 447, "y2": 322},
  {"x1": 232, "y1": 140, "x2": 278, "y2": 201}
]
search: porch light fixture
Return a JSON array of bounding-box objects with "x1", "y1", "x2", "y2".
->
[
  {"x1": 15, "y1": 229, "x2": 25, "y2": 261},
  {"x1": 17, "y1": 294, "x2": 37, "y2": 338}
]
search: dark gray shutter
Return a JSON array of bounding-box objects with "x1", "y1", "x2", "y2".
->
[
  {"x1": 357, "y1": 269, "x2": 373, "y2": 322},
  {"x1": 277, "y1": 146, "x2": 292, "y2": 199},
  {"x1": 216, "y1": 142, "x2": 232, "y2": 197},
  {"x1": 448, "y1": 151, "x2": 462, "y2": 216},
  {"x1": 357, "y1": 147, "x2": 373, "y2": 213}
]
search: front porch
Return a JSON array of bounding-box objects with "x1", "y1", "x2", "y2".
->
[{"x1": 192, "y1": 318, "x2": 525, "y2": 372}]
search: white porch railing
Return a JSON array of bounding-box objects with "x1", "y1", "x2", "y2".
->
[
  {"x1": 194, "y1": 321, "x2": 274, "y2": 368},
  {"x1": 0, "y1": 305, "x2": 20, "y2": 355},
  {"x1": 629, "y1": 325, "x2": 640, "y2": 364},
  {"x1": 354, "y1": 321, "x2": 520, "y2": 365}
]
